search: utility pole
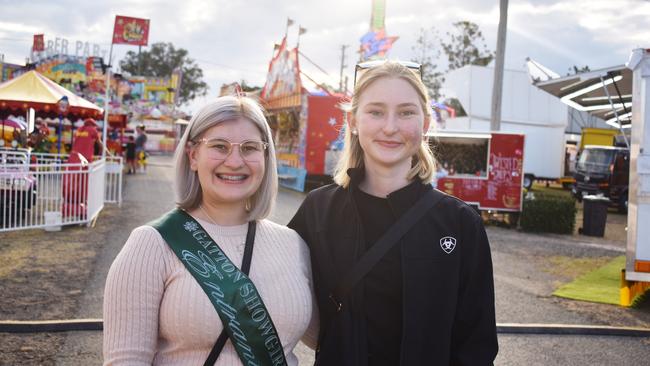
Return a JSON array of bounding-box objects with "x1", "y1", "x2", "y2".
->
[
  {"x1": 339, "y1": 45, "x2": 349, "y2": 93},
  {"x1": 490, "y1": 0, "x2": 509, "y2": 131}
]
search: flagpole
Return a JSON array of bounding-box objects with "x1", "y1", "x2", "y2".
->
[
  {"x1": 102, "y1": 43, "x2": 113, "y2": 159},
  {"x1": 297, "y1": 25, "x2": 301, "y2": 48}
]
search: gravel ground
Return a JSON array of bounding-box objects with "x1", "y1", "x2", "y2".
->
[{"x1": 0, "y1": 156, "x2": 648, "y2": 365}]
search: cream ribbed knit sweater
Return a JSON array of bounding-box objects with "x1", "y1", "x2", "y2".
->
[{"x1": 103, "y1": 217, "x2": 317, "y2": 366}]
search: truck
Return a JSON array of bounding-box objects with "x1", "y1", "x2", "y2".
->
[
  {"x1": 430, "y1": 131, "x2": 525, "y2": 215},
  {"x1": 443, "y1": 65, "x2": 568, "y2": 189},
  {"x1": 559, "y1": 127, "x2": 624, "y2": 189},
  {"x1": 572, "y1": 145, "x2": 629, "y2": 212}
]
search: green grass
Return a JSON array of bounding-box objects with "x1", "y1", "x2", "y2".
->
[{"x1": 553, "y1": 256, "x2": 625, "y2": 305}]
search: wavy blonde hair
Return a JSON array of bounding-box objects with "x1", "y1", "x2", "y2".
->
[
  {"x1": 332, "y1": 61, "x2": 436, "y2": 187},
  {"x1": 173, "y1": 96, "x2": 278, "y2": 220}
]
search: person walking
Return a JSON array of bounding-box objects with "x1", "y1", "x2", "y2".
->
[{"x1": 135, "y1": 124, "x2": 148, "y2": 173}]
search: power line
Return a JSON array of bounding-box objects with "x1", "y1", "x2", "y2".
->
[{"x1": 297, "y1": 50, "x2": 331, "y2": 77}]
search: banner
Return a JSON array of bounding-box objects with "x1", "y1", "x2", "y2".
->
[
  {"x1": 260, "y1": 37, "x2": 303, "y2": 109},
  {"x1": 33, "y1": 34, "x2": 45, "y2": 52},
  {"x1": 112, "y1": 16, "x2": 150, "y2": 46}
]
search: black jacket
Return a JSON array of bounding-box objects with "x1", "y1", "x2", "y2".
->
[{"x1": 289, "y1": 169, "x2": 498, "y2": 365}]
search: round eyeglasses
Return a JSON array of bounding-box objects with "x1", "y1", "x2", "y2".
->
[{"x1": 193, "y1": 138, "x2": 268, "y2": 162}]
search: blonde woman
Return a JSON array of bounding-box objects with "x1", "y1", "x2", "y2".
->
[
  {"x1": 104, "y1": 96, "x2": 317, "y2": 365},
  {"x1": 289, "y1": 61, "x2": 497, "y2": 365}
]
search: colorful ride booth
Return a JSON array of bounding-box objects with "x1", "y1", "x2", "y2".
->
[
  {"x1": 0, "y1": 69, "x2": 103, "y2": 152},
  {"x1": 0, "y1": 69, "x2": 105, "y2": 223},
  {"x1": 259, "y1": 38, "x2": 346, "y2": 192}
]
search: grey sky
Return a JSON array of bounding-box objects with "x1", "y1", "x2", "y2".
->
[{"x1": 1, "y1": 0, "x2": 649, "y2": 113}]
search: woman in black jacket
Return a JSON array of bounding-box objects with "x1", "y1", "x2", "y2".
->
[{"x1": 289, "y1": 61, "x2": 498, "y2": 366}]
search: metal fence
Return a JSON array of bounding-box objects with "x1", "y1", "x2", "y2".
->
[
  {"x1": 104, "y1": 156, "x2": 123, "y2": 206},
  {"x1": 0, "y1": 148, "x2": 123, "y2": 232}
]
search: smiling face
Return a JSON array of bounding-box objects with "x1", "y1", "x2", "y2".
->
[
  {"x1": 188, "y1": 118, "x2": 266, "y2": 210},
  {"x1": 351, "y1": 76, "x2": 430, "y2": 174}
]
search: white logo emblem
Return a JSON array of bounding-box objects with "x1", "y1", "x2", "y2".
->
[
  {"x1": 184, "y1": 221, "x2": 199, "y2": 232},
  {"x1": 439, "y1": 236, "x2": 456, "y2": 254}
]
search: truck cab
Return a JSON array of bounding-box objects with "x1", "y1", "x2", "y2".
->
[{"x1": 572, "y1": 145, "x2": 629, "y2": 212}]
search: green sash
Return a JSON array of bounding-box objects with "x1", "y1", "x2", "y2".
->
[{"x1": 150, "y1": 209, "x2": 288, "y2": 366}]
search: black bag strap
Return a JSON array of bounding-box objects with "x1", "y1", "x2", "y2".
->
[
  {"x1": 204, "y1": 221, "x2": 257, "y2": 366},
  {"x1": 329, "y1": 189, "x2": 442, "y2": 312}
]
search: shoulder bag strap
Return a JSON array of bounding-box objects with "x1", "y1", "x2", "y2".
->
[
  {"x1": 204, "y1": 221, "x2": 256, "y2": 366},
  {"x1": 329, "y1": 189, "x2": 444, "y2": 312}
]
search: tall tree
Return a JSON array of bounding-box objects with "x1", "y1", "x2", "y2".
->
[
  {"x1": 120, "y1": 42, "x2": 208, "y2": 105},
  {"x1": 441, "y1": 21, "x2": 495, "y2": 71},
  {"x1": 411, "y1": 27, "x2": 444, "y2": 101}
]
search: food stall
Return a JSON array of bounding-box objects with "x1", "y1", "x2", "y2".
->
[{"x1": 431, "y1": 131, "x2": 525, "y2": 213}]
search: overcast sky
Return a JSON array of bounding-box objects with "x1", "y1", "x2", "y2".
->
[{"x1": 1, "y1": 0, "x2": 649, "y2": 114}]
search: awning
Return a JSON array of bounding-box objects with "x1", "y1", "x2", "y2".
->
[
  {"x1": 0, "y1": 70, "x2": 103, "y2": 118},
  {"x1": 528, "y1": 61, "x2": 632, "y2": 129}
]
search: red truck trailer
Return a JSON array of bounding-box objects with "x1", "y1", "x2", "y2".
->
[{"x1": 430, "y1": 131, "x2": 525, "y2": 212}]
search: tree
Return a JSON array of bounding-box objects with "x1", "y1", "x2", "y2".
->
[
  {"x1": 411, "y1": 27, "x2": 445, "y2": 101},
  {"x1": 120, "y1": 42, "x2": 208, "y2": 105},
  {"x1": 441, "y1": 21, "x2": 495, "y2": 71}
]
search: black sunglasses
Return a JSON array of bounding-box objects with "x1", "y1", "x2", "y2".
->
[{"x1": 353, "y1": 60, "x2": 423, "y2": 87}]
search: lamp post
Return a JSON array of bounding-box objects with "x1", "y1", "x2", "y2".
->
[{"x1": 57, "y1": 96, "x2": 69, "y2": 155}]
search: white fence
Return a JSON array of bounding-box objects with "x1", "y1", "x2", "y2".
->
[{"x1": 0, "y1": 148, "x2": 123, "y2": 232}]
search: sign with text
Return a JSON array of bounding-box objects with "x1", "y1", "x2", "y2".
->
[
  {"x1": 112, "y1": 16, "x2": 150, "y2": 46},
  {"x1": 33, "y1": 34, "x2": 45, "y2": 52}
]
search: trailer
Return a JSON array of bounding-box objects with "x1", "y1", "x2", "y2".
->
[
  {"x1": 443, "y1": 65, "x2": 568, "y2": 189},
  {"x1": 430, "y1": 131, "x2": 524, "y2": 214},
  {"x1": 624, "y1": 49, "x2": 650, "y2": 302}
]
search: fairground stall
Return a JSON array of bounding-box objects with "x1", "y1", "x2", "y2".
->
[
  {"x1": 259, "y1": 37, "x2": 346, "y2": 192},
  {"x1": 430, "y1": 131, "x2": 525, "y2": 217},
  {"x1": 28, "y1": 53, "x2": 184, "y2": 154},
  {"x1": 0, "y1": 70, "x2": 122, "y2": 232}
]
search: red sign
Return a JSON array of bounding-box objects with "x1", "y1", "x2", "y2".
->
[
  {"x1": 112, "y1": 16, "x2": 150, "y2": 46},
  {"x1": 33, "y1": 34, "x2": 44, "y2": 52}
]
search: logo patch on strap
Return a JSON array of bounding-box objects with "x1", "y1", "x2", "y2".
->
[
  {"x1": 183, "y1": 221, "x2": 199, "y2": 232},
  {"x1": 439, "y1": 236, "x2": 457, "y2": 254}
]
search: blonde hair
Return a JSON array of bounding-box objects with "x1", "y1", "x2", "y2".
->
[
  {"x1": 173, "y1": 96, "x2": 278, "y2": 220},
  {"x1": 332, "y1": 61, "x2": 437, "y2": 187}
]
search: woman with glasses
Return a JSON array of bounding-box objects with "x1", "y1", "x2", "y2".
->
[
  {"x1": 289, "y1": 61, "x2": 498, "y2": 365},
  {"x1": 104, "y1": 96, "x2": 317, "y2": 365}
]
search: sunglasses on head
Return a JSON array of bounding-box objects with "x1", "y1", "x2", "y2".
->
[{"x1": 353, "y1": 60, "x2": 423, "y2": 87}]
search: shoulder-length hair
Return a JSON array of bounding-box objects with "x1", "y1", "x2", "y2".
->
[
  {"x1": 173, "y1": 96, "x2": 278, "y2": 220},
  {"x1": 332, "y1": 61, "x2": 437, "y2": 188}
]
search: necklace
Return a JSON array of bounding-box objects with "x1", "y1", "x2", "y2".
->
[{"x1": 199, "y1": 205, "x2": 247, "y2": 253}]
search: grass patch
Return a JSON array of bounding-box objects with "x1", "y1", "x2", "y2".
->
[
  {"x1": 543, "y1": 256, "x2": 613, "y2": 279},
  {"x1": 553, "y1": 256, "x2": 625, "y2": 305}
]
